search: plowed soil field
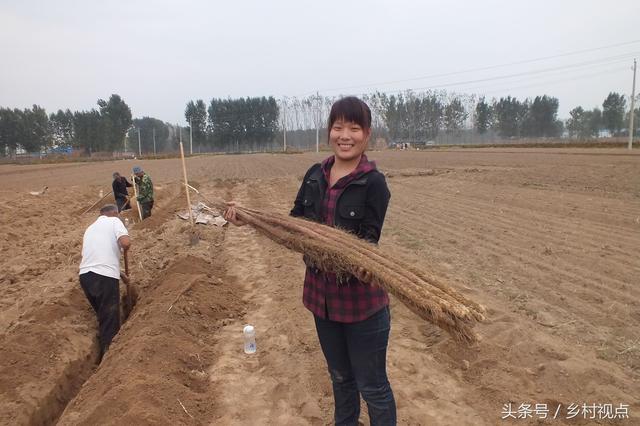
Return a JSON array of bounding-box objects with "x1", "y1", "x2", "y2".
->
[{"x1": 0, "y1": 147, "x2": 638, "y2": 425}]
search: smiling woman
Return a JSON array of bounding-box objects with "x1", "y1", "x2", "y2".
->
[
  {"x1": 224, "y1": 96, "x2": 397, "y2": 424},
  {"x1": 291, "y1": 96, "x2": 396, "y2": 425}
]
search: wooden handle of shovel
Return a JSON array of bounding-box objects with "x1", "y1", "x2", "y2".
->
[
  {"x1": 124, "y1": 250, "x2": 130, "y2": 276},
  {"x1": 82, "y1": 190, "x2": 113, "y2": 214},
  {"x1": 123, "y1": 250, "x2": 133, "y2": 314}
]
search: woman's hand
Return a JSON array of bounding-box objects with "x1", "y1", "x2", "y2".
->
[{"x1": 224, "y1": 201, "x2": 247, "y2": 226}]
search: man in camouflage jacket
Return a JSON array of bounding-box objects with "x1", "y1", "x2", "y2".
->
[{"x1": 133, "y1": 166, "x2": 154, "y2": 219}]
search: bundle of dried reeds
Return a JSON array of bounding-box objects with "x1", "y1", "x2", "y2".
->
[{"x1": 198, "y1": 193, "x2": 485, "y2": 344}]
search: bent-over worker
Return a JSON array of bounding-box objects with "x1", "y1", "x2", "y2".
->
[{"x1": 78, "y1": 204, "x2": 131, "y2": 361}]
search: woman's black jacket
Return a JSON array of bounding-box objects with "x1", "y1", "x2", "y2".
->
[{"x1": 290, "y1": 163, "x2": 391, "y2": 244}]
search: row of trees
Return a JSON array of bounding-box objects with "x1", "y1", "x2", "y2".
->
[
  {"x1": 0, "y1": 105, "x2": 50, "y2": 153},
  {"x1": 478, "y1": 92, "x2": 639, "y2": 139},
  {"x1": 473, "y1": 95, "x2": 563, "y2": 138},
  {"x1": 474, "y1": 92, "x2": 635, "y2": 140},
  {"x1": 183, "y1": 97, "x2": 279, "y2": 150},
  {"x1": 367, "y1": 92, "x2": 468, "y2": 142},
  {"x1": 180, "y1": 93, "x2": 478, "y2": 149},
  {"x1": 279, "y1": 91, "x2": 637, "y2": 144},
  {"x1": 0, "y1": 94, "x2": 134, "y2": 156},
  {"x1": 2, "y1": 91, "x2": 638, "y2": 156},
  {"x1": 565, "y1": 92, "x2": 632, "y2": 138},
  {"x1": 71, "y1": 95, "x2": 133, "y2": 154}
]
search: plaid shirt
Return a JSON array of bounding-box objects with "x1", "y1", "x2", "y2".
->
[{"x1": 302, "y1": 155, "x2": 389, "y2": 323}]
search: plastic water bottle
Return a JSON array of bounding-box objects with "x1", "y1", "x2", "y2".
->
[
  {"x1": 99, "y1": 189, "x2": 104, "y2": 198},
  {"x1": 124, "y1": 218, "x2": 130, "y2": 228},
  {"x1": 243, "y1": 325, "x2": 256, "y2": 354}
]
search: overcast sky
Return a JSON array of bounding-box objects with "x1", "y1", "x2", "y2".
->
[{"x1": 1, "y1": 0, "x2": 639, "y2": 123}]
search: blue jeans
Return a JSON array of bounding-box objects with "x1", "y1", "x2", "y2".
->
[{"x1": 314, "y1": 306, "x2": 396, "y2": 426}]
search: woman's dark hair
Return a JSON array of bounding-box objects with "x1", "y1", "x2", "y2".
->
[{"x1": 328, "y1": 96, "x2": 372, "y2": 130}]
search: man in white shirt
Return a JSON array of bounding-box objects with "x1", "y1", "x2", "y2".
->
[{"x1": 79, "y1": 204, "x2": 131, "y2": 360}]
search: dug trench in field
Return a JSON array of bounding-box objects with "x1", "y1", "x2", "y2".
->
[
  {"x1": 53, "y1": 183, "x2": 242, "y2": 423},
  {"x1": 52, "y1": 185, "x2": 240, "y2": 424},
  {"x1": 56, "y1": 250, "x2": 243, "y2": 423},
  {"x1": 5, "y1": 269, "x2": 142, "y2": 425},
  {"x1": 0, "y1": 184, "x2": 184, "y2": 425},
  {"x1": 0, "y1": 286, "x2": 100, "y2": 426}
]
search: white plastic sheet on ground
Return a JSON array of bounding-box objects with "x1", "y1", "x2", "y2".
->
[{"x1": 177, "y1": 202, "x2": 227, "y2": 226}]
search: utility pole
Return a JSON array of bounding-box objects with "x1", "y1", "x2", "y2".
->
[
  {"x1": 189, "y1": 118, "x2": 193, "y2": 155},
  {"x1": 137, "y1": 128, "x2": 141, "y2": 157},
  {"x1": 316, "y1": 91, "x2": 320, "y2": 153},
  {"x1": 283, "y1": 98, "x2": 287, "y2": 152},
  {"x1": 153, "y1": 127, "x2": 156, "y2": 156},
  {"x1": 629, "y1": 58, "x2": 637, "y2": 150},
  {"x1": 179, "y1": 124, "x2": 182, "y2": 145}
]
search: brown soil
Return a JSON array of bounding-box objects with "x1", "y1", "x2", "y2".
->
[{"x1": 0, "y1": 148, "x2": 639, "y2": 425}]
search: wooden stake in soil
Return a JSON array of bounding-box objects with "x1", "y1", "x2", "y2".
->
[
  {"x1": 179, "y1": 142, "x2": 194, "y2": 227},
  {"x1": 131, "y1": 174, "x2": 143, "y2": 222}
]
